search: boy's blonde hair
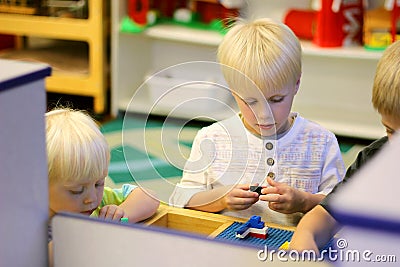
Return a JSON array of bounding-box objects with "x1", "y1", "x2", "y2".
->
[
  {"x1": 372, "y1": 41, "x2": 400, "y2": 119},
  {"x1": 217, "y1": 18, "x2": 302, "y2": 94},
  {"x1": 46, "y1": 108, "x2": 109, "y2": 185}
]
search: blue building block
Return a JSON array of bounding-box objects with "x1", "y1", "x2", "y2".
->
[
  {"x1": 235, "y1": 221, "x2": 251, "y2": 235},
  {"x1": 248, "y1": 215, "x2": 264, "y2": 229}
]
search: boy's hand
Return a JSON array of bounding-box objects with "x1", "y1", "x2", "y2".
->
[
  {"x1": 98, "y1": 204, "x2": 126, "y2": 220},
  {"x1": 223, "y1": 184, "x2": 259, "y2": 211},
  {"x1": 259, "y1": 177, "x2": 305, "y2": 214}
]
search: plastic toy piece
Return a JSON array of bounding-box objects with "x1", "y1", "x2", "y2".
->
[
  {"x1": 128, "y1": 0, "x2": 149, "y2": 25},
  {"x1": 235, "y1": 216, "x2": 268, "y2": 239},
  {"x1": 249, "y1": 232, "x2": 268, "y2": 239},
  {"x1": 235, "y1": 222, "x2": 251, "y2": 238},
  {"x1": 248, "y1": 221, "x2": 268, "y2": 240},
  {"x1": 279, "y1": 241, "x2": 290, "y2": 250},
  {"x1": 248, "y1": 215, "x2": 264, "y2": 229},
  {"x1": 249, "y1": 185, "x2": 264, "y2": 195},
  {"x1": 120, "y1": 217, "x2": 129, "y2": 223}
]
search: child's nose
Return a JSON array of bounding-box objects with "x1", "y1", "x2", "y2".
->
[
  {"x1": 257, "y1": 106, "x2": 273, "y2": 120},
  {"x1": 83, "y1": 188, "x2": 98, "y2": 204}
]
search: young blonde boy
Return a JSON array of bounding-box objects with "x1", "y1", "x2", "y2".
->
[
  {"x1": 170, "y1": 18, "x2": 345, "y2": 226},
  {"x1": 46, "y1": 108, "x2": 159, "y2": 227},
  {"x1": 290, "y1": 40, "x2": 400, "y2": 252},
  {"x1": 46, "y1": 108, "x2": 160, "y2": 266}
]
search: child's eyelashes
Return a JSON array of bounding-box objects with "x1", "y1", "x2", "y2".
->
[
  {"x1": 269, "y1": 97, "x2": 284, "y2": 103},
  {"x1": 245, "y1": 99, "x2": 258, "y2": 106},
  {"x1": 96, "y1": 178, "x2": 106, "y2": 187},
  {"x1": 69, "y1": 188, "x2": 84, "y2": 195},
  {"x1": 243, "y1": 97, "x2": 284, "y2": 105},
  {"x1": 66, "y1": 179, "x2": 105, "y2": 194},
  {"x1": 95, "y1": 182, "x2": 105, "y2": 188}
]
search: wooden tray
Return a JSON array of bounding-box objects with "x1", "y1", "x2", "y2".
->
[{"x1": 144, "y1": 205, "x2": 294, "y2": 238}]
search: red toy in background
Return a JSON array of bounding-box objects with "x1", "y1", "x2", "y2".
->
[
  {"x1": 128, "y1": 0, "x2": 245, "y2": 31},
  {"x1": 128, "y1": 0, "x2": 149, "y2": 25},
  {"x1": 391, "y1": 0, "x2": 400, "y2": 42},
  {"x1": 314, "y1": 0, "x2": 364, "y2": 47},
  {"x1": 194, "y1": 0, "x2": 242, "y2": 25},
  {"x1": 151, "y1": 0, "x2": 187, "y2": 18},
  {"x1": 284, "y1": 9, "x2": 317, "y2": 40},
  {"x1": 284, "y1": 0, "x2": 364, "y2": 47},
  {"x1": 128, "y1": 0, "x2": 188, "y2": 25}
]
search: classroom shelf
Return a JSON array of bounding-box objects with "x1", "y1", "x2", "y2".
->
[
  {"x1": 300, "y1": 40, "x2": 383, "y2": 60},
  {"x1": 131, "y1": 23, "x2": 384, "y2": 60},
  {"x1": 0, "y1": 15, "x2": 90, "y2": 40},
  {"x1": 0, "y1": 0, "x2": 108, "y2": 114},
  {"x1": 143, "y1": 24, "x2": 224, "y2": 46}
]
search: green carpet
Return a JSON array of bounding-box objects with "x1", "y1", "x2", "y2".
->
[{"x1": 101, "y1": 114, "x2": 204, "y2": 185}]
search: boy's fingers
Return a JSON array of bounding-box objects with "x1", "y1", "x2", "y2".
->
[
  {"x1": 261, "y1": 186, "x2": 279, "y2": 195},
  {"x1": 267, "y1": 176, "x2": 280, "y2": 186},
  {"x1": 260, "y1": 193, "x2": 281, "y2": 203},
  {"x1": 228, "y1": 195, "x2": 259, "y2": 210},
  {"x1": 103, "y1": 209, "x2": 114, "y2": 220},
  {"x1": 237, "y1": 189, "x2": 259, "y2": 198},
  {"x1": 236, "y1": 184, "x2": 252, "y2": 190},
  {"x1": 98, "y1": 207, "x2": 107, "y2": 219},
  {"x1": 269, "y1": 202, "x2": 285, "y2": 212},
  {"x1": 113, "y1": 212, "x2": 123, "y2": 220},
  {"x1": 99, "y1": 206, "x2": 119, "y2": 220},
  {"x1": 234, "y1": 184, "x2": 259, "y2": 197}
]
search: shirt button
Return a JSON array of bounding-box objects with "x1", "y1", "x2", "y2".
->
[
  {"x1": 267, "y1": 172, "x2": 275, "y2": 179},
  {"x1": 266, "y1": 158, "x2": 275, "y2": 166},
  {"x1": 265, "y1": 142, "x2": 273, "y2": 150}
]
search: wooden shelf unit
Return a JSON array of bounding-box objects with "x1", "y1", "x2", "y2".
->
[{"x1": 0, "y1": 0, "x2": 108, "y2": 114}]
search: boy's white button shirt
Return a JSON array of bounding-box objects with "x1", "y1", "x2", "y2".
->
[{"x1": 170, "y1": 112, "x2": 345, "y2": 226}]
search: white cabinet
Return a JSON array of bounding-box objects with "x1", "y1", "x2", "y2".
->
[
  {"x1": 111, "y1": 0, "x2": 385, "y2": 139},
  {"x1": 0, "y1": 59, "x2": 50, "y2": 267}
]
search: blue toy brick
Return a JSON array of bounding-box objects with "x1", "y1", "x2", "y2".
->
[
  {"x1": 248, "y1": 215, "x2": 264, "y2": 229},
  {"x1": 235, "y1": 223, "x2": 250, "y2": 235}
]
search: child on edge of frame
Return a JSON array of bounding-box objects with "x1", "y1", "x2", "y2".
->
[
  {"x1": 169, "y1": 17, "x2": 346, "y2": 227},
  {"x1": 289, "y1": 40, "x2": 400, "y2": 253},
  {"x1": 46, "y1": 108, "x2": 160, "y2": 265}
]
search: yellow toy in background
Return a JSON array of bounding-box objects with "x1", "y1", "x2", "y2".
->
[{"x1": 364, "y1": 0, "x2": 400, "y2": 50}]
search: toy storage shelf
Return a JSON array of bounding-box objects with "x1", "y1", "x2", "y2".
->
[
  {"x1": 145, "y1": 24, "x2": 223, "y2": 46},
  {"x1": 300, "y1": 40, "x2": 383, "y2": 60},
  {"x1": 111, "y1": 0, "x2": 385, "y2": 139},
  {"x1": 0, "y1": 0, "x2": 108, "y2": 114},
  {"x1": 141, "y1": 24, "x2": 383, "y2": 60}
]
